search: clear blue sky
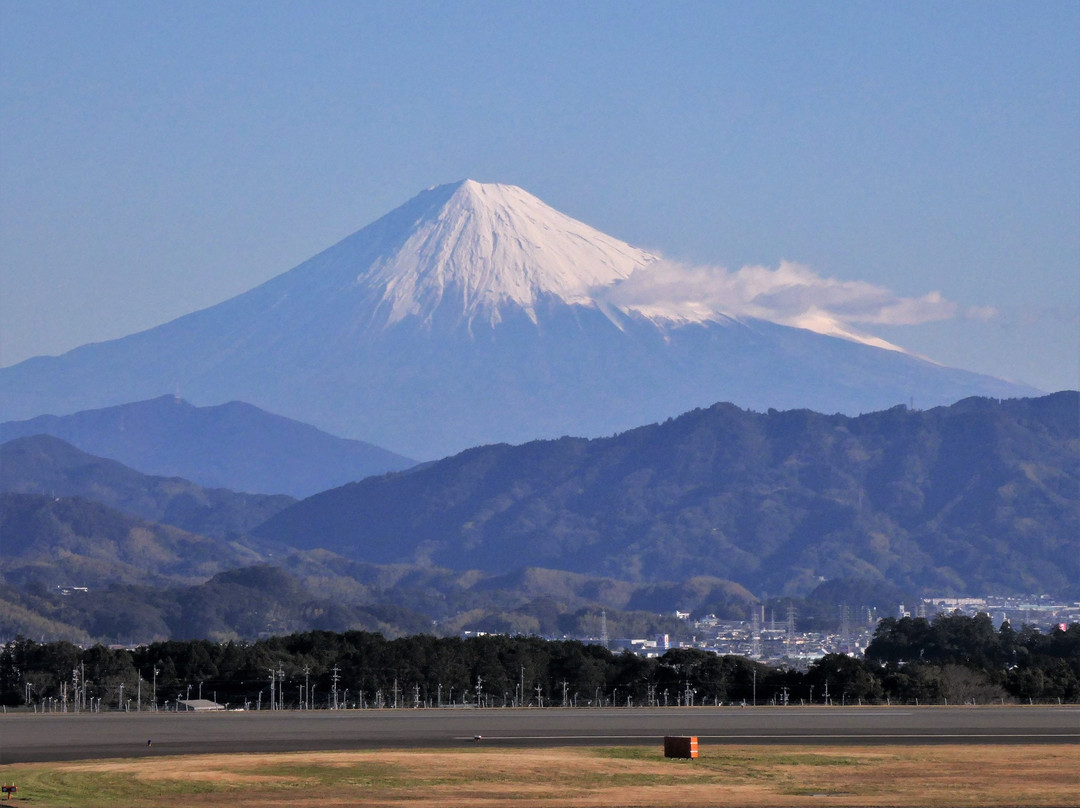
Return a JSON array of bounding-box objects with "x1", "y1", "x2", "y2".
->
[{"x1": 2, "y1": 1, "x2": 1077, "y2": 393}]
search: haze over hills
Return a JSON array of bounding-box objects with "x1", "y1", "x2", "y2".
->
[
  {"x1": 0, "y1": 180, "x2": 1038, "y2": 460},
  {"x1": 0, "y1": 396, "x2": 415, "y2": 497},
  {"x1": 0, "y1": 434, "x2": 294, "y2": 537},
  {"x1": 1, "y1": 394, "x2": 1073, "y2": 644},
  {"x1": 254, "y1": 392, "x2": 1079, "y2": 599}
]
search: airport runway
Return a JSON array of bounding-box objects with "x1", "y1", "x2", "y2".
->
[{"x1": 2, "y1": 706, "x2": 1077, "y2": 764}]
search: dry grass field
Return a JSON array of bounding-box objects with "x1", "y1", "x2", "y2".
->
[{"x1": 1, "y1": 744, "x2": 1077, "y2": 807}]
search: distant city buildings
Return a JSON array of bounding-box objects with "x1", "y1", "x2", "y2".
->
[{"x1": 595, "y1": 595, "x2": 1079, "y2": 668}]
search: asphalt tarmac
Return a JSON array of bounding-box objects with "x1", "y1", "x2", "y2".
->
[{"x1": 2, "y1": 705, "x2": 1077, "y2": 764}]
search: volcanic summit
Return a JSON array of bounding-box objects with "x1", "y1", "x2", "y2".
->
[{"x1": 0, "y1": 180, "x2": 1037, "y2": 458}]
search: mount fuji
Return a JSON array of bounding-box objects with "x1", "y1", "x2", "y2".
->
[{"x1": 1, "y1": 180, "x2": 1038, "y2": 459}]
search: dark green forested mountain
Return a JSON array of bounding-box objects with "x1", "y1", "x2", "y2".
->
[
  {"x1": 0, "y1": 493, "x2": 268, "y2": 589},
  {"x1": 2, "y1": 393, "x2": 1074, "y2": 645},
  {"x1": 0, "y1": 487, "x2": 712, "y2": 643},
  {"x1": 255, "y1": 392, "x2": 1079, "y2": 598},
  {"x1": 0, "y1": 434, "x2": 294, "y2": 538},
  {"x1": 0, "y1": 552, "x2": 700, "y2": 645},
  {"x1": 0, "y1": 464, "x2": 744, "y2": 644}
]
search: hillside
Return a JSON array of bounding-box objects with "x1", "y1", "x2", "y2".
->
[
  {"x1": 0, "y1": 434, "x2": 294, "y2": 537},
  {"x1": 254, "y1": 392, "x2": 1079, "y2": 598},
  {"x1": 0, "y1": 486, "x2": 723, "y2": 643},
  {"x1": 0, "y1": 396, "x2": 415, "y2": 497},
  {"x1": 0, "y1": 556, "x2": 704, "y2": 646},
  {"x1": 0, "y1": 493, "x2": 269, "y2": 589}
]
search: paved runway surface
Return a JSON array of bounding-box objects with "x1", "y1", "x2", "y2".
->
[{"x1": 2, "y1": 706, "x2": 1077, "y2": 764}]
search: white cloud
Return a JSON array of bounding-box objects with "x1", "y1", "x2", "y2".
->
[{"x1": 596, "y1": 260, "x2": 976, "y2": 352}]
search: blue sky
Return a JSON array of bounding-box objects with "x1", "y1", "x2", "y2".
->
[{"x1": 2, "y1": 1, "x2": 1077, "y2": 392}]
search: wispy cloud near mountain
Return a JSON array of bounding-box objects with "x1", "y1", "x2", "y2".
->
[{"x1": 600, "y1": 259, "x2": 996, "y2": 351}]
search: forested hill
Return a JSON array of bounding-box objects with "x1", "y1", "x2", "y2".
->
[
  {"x1": 0, "y1": 434, "x2": 294, "y2": 538},
  {"x1": 255, "y1": 392, "x2": 1079, "y2": 598},
  {"x1": 0, "y1": 492, "x2": 268, "y2": 588}
]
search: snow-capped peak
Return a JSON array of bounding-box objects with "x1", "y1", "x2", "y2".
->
[
  {"x1": 285, "y1": 179, "x2": 912, "y2": 353},
  {"x1": 358, "y1": 180, "x2": 660, "y2": 326}
]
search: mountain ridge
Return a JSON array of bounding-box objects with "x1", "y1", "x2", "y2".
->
[
  {"x1": 0, "y1": 434, "x2": 295, "y2": 537},
  {"x1": 0, "y1": 396, "x2": 415, "y2": 496},
  {"x1": 253, "y1": 392, "x2": 1079, "y2": 598},
  {"x1": 0, "y1": 492, "x2": 269, "y2": 589}
]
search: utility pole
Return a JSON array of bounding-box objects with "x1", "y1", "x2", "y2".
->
[
  {"x1": 278, "y1": 664, "x2": 285, "y2": 710},
  {"x1": 786, "y1": 602, "x2": 796, "y2": 655},
  {"x1": 152, "y1": 667, "x2": 158, "y2": 711},
  {"x1": 269, "y1": 668, "x2": 276, "y2": 711},
  {"x1": 303, "y1": 666, "x2": 310, "y2": 710},
  {"x1": 751, "y1": 604, "x2": 762, "y2": 660},
  {"x1": 332, "y1": 666, "x2": 341, "y2": 710}
]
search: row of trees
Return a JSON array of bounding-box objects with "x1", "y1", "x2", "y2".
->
[{"x1": 2, "y1": 614, "x2": 1077, "y2": 710}]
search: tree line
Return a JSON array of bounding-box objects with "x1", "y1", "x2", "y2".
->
[{"x1": 2, "y1": 613, "x2": 1077, "y2": 710}]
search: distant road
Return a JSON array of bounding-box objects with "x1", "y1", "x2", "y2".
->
[{"x1": 2, "y1": 706, "x2": 1077, "y2": 764}]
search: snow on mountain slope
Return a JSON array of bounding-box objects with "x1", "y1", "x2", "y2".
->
[
  {"x1": 0, "y1": 180, "x2": 1041, "y2": 459},
  {"x1": 359, "y1": 180, "x2": 660, "y2": 328},
  {"x1": 199, "y1": 180, "x2": 660, "y2": 336}
]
